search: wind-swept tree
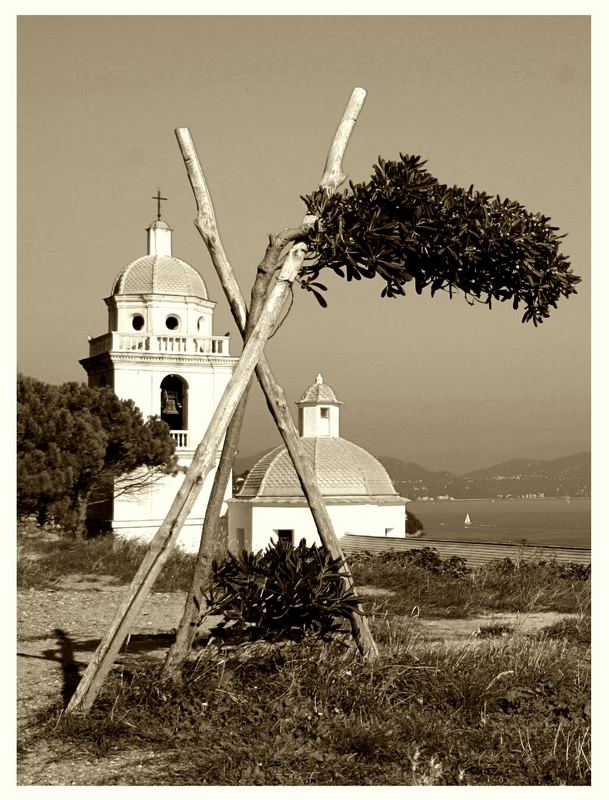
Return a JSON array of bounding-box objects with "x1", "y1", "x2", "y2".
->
[
  {"x1": 17, "y1": 375, "x2": 177, "y2": 536},
  {"x1": 300, "y1": 154, "x2": 579, "y2": 323}
]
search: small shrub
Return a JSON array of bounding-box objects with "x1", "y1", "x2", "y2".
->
[
  {"x1": 406, "y1": 510, "x2": 425, "y2": 535},
  {"x1": 350, "y1": 547, "x2": 469, "y2": 578},
  {"x1": 206, "y1": 540, "x2": 361, "y2": 643},
  {"x1": 539, "y1": 616, "x2": 591, "y2": 646},
  {"x1": 475, "y1": 622, "x2": 515, "y2": 638},
  {"x1": 349, "y1": 549, "x2": 589, "y2": 618}
]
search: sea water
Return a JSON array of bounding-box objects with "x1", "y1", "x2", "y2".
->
[{"x1": 407, "y1": 497, "x2": 590, "y2": 548}]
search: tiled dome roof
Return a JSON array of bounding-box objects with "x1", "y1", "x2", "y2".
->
[
  {"x1": 298, "y1": 374, "x2": 342, "y2": 405},
  {"x1": 239, "y1": 438, "x2": 398, "y2": 499},
  {"x1": 111, "y1": 255, "x2": 208, "y2": 298}
]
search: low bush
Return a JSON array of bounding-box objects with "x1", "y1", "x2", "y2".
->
[
  {"x1": 538, "y1": 616, "x2": 591, "y2": 646},
  {"x1": 206, "y1": 540, "x2": 359, "y2": 642},
  {"x1": 349, "y1": 548, "x2": 589, "y2": 618}
]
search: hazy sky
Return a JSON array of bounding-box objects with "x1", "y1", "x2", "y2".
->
[{"x1": 17, "y1": 14, "x2": 590, "y2": 473}]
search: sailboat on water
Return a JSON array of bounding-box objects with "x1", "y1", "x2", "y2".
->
[{"x1": 464, "y1": 513, "x2": 472, "y2": 526}]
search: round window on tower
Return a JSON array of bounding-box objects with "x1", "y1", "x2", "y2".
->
[
  {"x1": 132, "y1": 314, "x2": 145, "y2": 331},
  {"x1": 166, "y1": 315, "x2": 180, "y2": 330}
]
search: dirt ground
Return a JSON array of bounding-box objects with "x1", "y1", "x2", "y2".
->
[{"x1": 16, "y1": 577, "x2": 579, "y2": 786}]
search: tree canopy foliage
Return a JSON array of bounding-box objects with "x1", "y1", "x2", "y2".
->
[
  {"x1": 301, "y1": 154, "x2": 580, "y2": 325},
  {"x1": 17, "y1": 375, "x2": 177, "y2": 535}
]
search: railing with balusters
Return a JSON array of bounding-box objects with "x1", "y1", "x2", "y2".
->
[
  {"x1": 88, "y1": 331, "x2": 231, "y2": 357},
  {"x1": 169, "y1": 430, "x2": 189, "y2": 448}
]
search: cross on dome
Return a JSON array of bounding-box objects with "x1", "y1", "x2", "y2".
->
[{"x1": 152, "y1": 188, "x2": 167, "y2": 221}]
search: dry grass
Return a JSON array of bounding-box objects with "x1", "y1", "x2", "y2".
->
[{"x1": 18, "y1": 521, "x2": 591, "y2": 785}]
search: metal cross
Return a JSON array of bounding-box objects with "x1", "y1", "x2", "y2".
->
[{"x1": 152, "y1": 189, "x2": 167, "y2": 220}]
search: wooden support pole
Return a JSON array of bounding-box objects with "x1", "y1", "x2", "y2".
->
[
  {"x1": 173, "y1": 88, "x2": 378, "y2": 661},
  {"x1": 163, "y1": 237, "x2": 287, "y2": 677},
  {"x1": 161, "y1": 392, "x2": 249, "y2": 678},
  {"x1": 66, "y1": 88, "x2": 374, "y2": 713},
  {"x1": 163, "y1": 223, "x2": 302, "y2": 679},
  {"x1": 66, "y1": 236, "x2": 310, "y2": 714}
]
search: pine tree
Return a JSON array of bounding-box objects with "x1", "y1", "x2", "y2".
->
[{"x1": 17, "y1": 375, "x2": 177, "y2": 536}]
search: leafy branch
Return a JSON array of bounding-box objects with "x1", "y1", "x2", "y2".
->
[{"x1": 301, "y1": 154, "x2": 580, "y2": 324}]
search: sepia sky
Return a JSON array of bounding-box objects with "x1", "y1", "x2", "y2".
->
[{"x1": 17, "y1": 13, "x2": 590, "y2": 474}]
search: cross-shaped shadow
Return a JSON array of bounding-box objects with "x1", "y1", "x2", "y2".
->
[{"x1": 18, "y1": 629, "x2": 179, "y2": 708}]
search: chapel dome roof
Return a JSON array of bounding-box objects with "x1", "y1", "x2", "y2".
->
[
  {"x1": 111, "y1": 255, "x2": 208, "y2": 298},
  {"x1": 297, "y1": 374, "x2": 343, "y2": 405},
  {"x1": 239, "y1": 437, "x2": 398, "y2": 500}
]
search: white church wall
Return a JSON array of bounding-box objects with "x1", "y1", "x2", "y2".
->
[
  {"x1": 111, "y1": 361, "x2": 234, "y2": 444},
  {"x1": 112, "y1": 457, "x2": 232, "y2": 552},
  {"x1": 300, "y1": 404, "x2": 340, "y2": 437},
  {"x1": 226, "y1": 501, "x2": 251, "y2": 553},
  {"x1": 112, "y1": 296, "x2": 215, "y2": 338},
  {"x1": 330, "y1": 503, "x2": 406, "y2": 538},
  {"x1": 250, "y1": 506, "x2": 319, "y2": 551},
  {"x1": 245, "y1": 501, "x2": 407, "y2": 553},
  {"x1": 113, "y1": 365, "x2": 158, "y2": 419}
]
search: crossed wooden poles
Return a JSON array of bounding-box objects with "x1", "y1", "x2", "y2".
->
[{"x1": 67, "y1": 88, "x2": 378, "y2": 715}]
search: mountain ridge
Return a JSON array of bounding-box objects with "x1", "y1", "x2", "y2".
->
[
  {"x1": 378, "y1": 451, "x2": 590, "y2": 499},
  {"x1": 235, "y1": 450, "x2": 590, "y2": 499}
]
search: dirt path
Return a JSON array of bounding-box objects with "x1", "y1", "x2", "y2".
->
[
  {"x1": 17, "y1": 578, "x2": 579, "y2": 786},
  {"x1": 17, "y1": 576, "x2": 200, "y2": 785}
]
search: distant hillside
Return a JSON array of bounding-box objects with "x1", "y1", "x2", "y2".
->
[
  {"x1": 235, "y1": 449, "x2": 590, "y2": 499},
  {"x1": 380, "y1": 452, "x2": 590, "y2": 500}
]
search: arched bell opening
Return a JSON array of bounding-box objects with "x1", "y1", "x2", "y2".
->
[{"x1": 160, "y1": 374, "x2": 188, "y2": 432}]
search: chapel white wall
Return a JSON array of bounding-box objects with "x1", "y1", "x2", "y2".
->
[{"x1": 229, "y1": 501, "x2": 406, "y2": 553}]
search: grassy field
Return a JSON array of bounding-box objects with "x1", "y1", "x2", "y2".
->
[{"x1": 17, "y1": 522, "x2": 591, "y2": 786}]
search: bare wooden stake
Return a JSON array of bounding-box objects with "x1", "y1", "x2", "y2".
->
[
  {"x1": 174, "y1": 88, "x2": 378, "y2": 662},
  {"x1": 66, "y1": 88, "x2": 374, "y2": 714},
  {"x1": 162, "y1": 391, "x2": 249, "y2": 679},
  {"x1": 163, "y1": 224, "x2": 302, "y2": 679},
  {"x1": 67, "y1": 233, "x2": 312, "y2": 714}
]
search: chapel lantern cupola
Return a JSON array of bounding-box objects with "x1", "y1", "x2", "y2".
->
[{"x1": 296, "y1": 373, "x2": 343, "y2": 438}]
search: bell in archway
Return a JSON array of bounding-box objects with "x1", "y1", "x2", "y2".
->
[{"x1": 161, "y1": 390, "x2": 180, "y2": 415}]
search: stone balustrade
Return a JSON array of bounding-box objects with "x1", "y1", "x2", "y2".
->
[
  {"x1": 88, "y1": 331, "x2": 231, "y2": 357},
  {"x1": 169, "y1": 430, "x2": 189, "y2": 448}
]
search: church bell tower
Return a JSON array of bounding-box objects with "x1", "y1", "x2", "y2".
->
[{"x1": 80, "y1": 192, "x2": 238, "y2": 550}]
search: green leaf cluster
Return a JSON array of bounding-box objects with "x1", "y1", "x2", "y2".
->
[
  {"x1": 206, "y1": 539, "x2": 360, "y2": 642},
  {"x1": 301, "y1": 154, "x2": 580, "y2": 324}
]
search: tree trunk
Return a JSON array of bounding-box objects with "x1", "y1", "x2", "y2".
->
[{"x1": 70, "y1": 491, "x2": 90, "y2": 539}]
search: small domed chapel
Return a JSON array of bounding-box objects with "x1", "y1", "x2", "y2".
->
[
  {"x1": 80, "y1": 200, "x2": 407, "y2": 552},
  {"x1": 227, "y1": 374, "x2": 408, "y2": 552}
]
